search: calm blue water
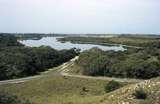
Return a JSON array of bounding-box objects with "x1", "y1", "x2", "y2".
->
[{"x1": 20, "y1": 37, "x2": 126, "y2": 51}]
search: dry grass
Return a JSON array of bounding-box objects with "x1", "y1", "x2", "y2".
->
[
  {"x1": 99, "y1": 77, "x2": 160, "y2": 104},
  {"x1": 0, "y1": 75, "x2": 110, "y2": 104}
]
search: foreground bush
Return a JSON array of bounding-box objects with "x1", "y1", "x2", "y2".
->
[
  {"x1": 0, "y1": 92, "x2": 33, "y2": 104},
  {"x1": 105, "y1": 80, "x2": 121, "y2": 93},
  {"x1": 133, "y1": 88, "x2": 147, "y2": 99}
]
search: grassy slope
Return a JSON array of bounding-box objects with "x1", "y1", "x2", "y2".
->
[
  {"x1": 68, "y1": 63, "x2": 160, "y2": 104},
  {"x1": 1, "y1": 74, "x2": 159, "y2": 104},
  {"x1": 0, "y1": 74, "x2": 113, "y2": 104},
  {"x1": 67, "y1": 63, "x2": 84, "y2": 75}
]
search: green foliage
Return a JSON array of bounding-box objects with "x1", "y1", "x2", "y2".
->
[
  {"x1": 0, "y1": 35, "x2": 79, "y2": 80},
  {"x1": 0, "y1": 34, "x2": 23, "y2": 47},
  {"x1": 104, "y1": 80, "x2": 121, "y2": 93},
  {"x1": 77, "y1": 47, "x2": 160, "y2": 79},
  {"x1": 133, "y1": 88, "x2": 147, "y2": 99},
  {"x1": 0, "y1": 92, "x2": 33, "y2": 104}
]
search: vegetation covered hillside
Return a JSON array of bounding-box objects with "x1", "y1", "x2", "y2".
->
[
  {"x1": 0, "y1": 34, "x2": 160, "y2": 104},
  {"x1": 0, "y1": 65, "x2": 159, "y2": 104},
  {"x1": 76, "y1": 47, "x2": 160, "y2": 79},
  {"x1": 0, "y1": 35, "x2": 79, "y2": 80},
  {"x1": 0, "y1": 73, "x2": 129, "y2": 104}
]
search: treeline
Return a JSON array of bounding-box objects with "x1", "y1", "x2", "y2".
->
[
  {"x1": 58, "y1": 36, "x2": 160, "y2": 47},
  {"x1": 76, "y1": 47, "x2": 160, "y2": 79},
  {"x1": 0, "y1": 34, "x2": 23, "y2": 47},
  {"x1": 0, "y1": 35, "x2": 79, "y2": 80},
  {"x1": 0, "y1": 33, "x2": 67, "y2": 40}
]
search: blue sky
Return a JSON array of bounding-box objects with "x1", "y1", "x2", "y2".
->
[{"x1": 0, "y1": 0, "x2": 160, "y2": 34}]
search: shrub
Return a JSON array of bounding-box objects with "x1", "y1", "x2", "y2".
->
[
  {"x1": 133, "y1": 88, "x2": 147, "y2": 99},
  {"x1": 82, "y1": 87, "x2": 88, "y2": 92},
  {"x1": 77, "y1": 48, "x2": 160, "y2": 79},
  {"x1": 104, "y1": 80, "x2": 121, "y2": 93},
  {"x1": 0, "y1": 92, "x2": 33, "y2": 104}
]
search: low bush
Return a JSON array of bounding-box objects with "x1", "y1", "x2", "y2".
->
[
  {"x1": 0, "y1": 92, "x2": 33, "y2": 104},
  {"x1": 104, "y1": 80, "x2": 121, "y2": 93},
  {"x1": 133, "y1": 88, "x2": 147, "y2": 99}
]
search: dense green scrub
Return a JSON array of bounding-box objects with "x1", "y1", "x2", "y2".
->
[
  {"x1": 76, "y1": 47, "x2": 160, "y2": 79},
  {"x1": 0, "y1": 34, "x2": 23, "y2": 47},
  {"x1": 0, "y1": 35, "x2": 79, "y2": 80}
]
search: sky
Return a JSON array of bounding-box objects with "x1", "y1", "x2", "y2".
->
[{"x1": 0, "y1": 0, "x2": 160, "y2": 34}]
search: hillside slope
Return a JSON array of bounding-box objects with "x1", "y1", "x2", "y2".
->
[
  {"x1": 0, "y1": 56, "x2": 159, "y2": 104},
  {"x1": 99, "y1": 77, "x2": 160, "y2": 104}
]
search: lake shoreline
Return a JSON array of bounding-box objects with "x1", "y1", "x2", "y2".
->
[{"x1": 20, "y1": 36, "x2": 126, "y2": 51}]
